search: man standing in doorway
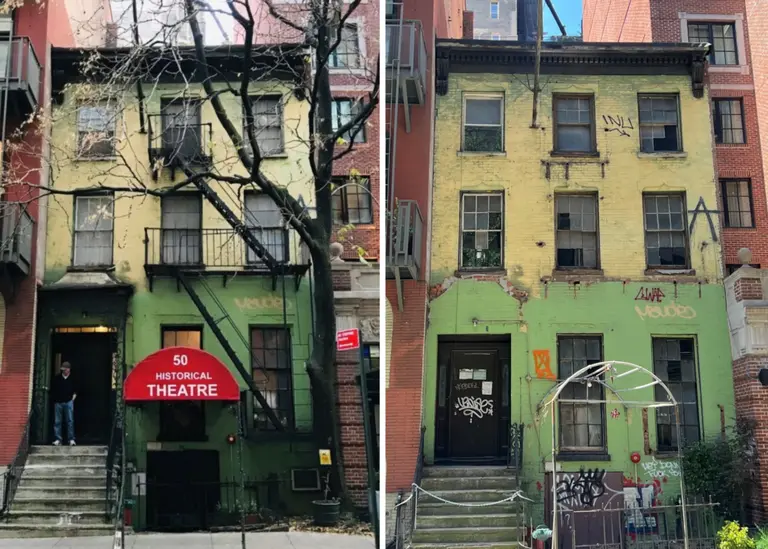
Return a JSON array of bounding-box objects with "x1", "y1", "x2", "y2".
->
[{"x1": 52, "y1": 362, "x2": 77, "y2": 446}]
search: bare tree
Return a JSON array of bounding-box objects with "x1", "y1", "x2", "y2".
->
[{"x1": 7, "y1": 0, "x2": 378, "y2": 502}]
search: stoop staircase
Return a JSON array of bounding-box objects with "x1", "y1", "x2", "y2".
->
[
  {"x1": 0, "y1": 445, "x2": 115, "y2": 538},
  {"x1": 413, "y1": 466, "x2": 525, "y2": 549}
]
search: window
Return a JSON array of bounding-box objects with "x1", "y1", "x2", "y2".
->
[
  {"x1": 249, "y1": 96, "x2": 283, "y2": 156},
  {"x1": 332, "y1": 99, "x2": 366, "y2": 143},
  {"x1": 158, "y1": 327, "x2": 206, "y2": 442},
  {"x1": 721, "y1": 179, "x2": 754, "y2": 228},
  {"x1": 244, "y1": 193, "x2": 286, "y2": 264},
  {"x1": 490, "y1": 1, "x2": 499, "y2": 19},
  {"x1": 713, "y1": 99, "x2": 745, "y2": 144},
  {"x1": 251, "y1": 327, "x2": 293, "y2": 430},
  {"x1": 555, "y1": 194, "x2": 598, "y2": 269},
  {"x1": 77, "y1": 104, "x2": 117, "y2": 158},
  {"x1": 553, "y1": 95, "x2": 596, "y2": 154},
  {"x1": 463, "y1": 95, "x2": 503, "y2": 152},
  {"x1": 161, "y1": 99, "x2": 202, "y2": 160},
  {"x1": 643, "y1": 194, "x2": 688, "y2": 268},
  {"x1": 558, "y1": 336, "x2": 604, "y2": 452},
  {"x1": 363, "y1": 344, "x2": 380, "y2": 373},
  {"x1": 461, "y1": 193, "x2": 503, "y2": 269},
  {"x1": 687, "y1": 22, "x2": 738, "y2": 65},
  {"x1": 330, "y1": 24, "x2": 361, "y2": 69},
  {"x1": 73, "y1": 195, "x2": 114, "y2": 267},
  {"x1": 332, "y1": 176, "x2": 373, "y2": 224},
  {"x1": 652, "y1": 338, "x2": 700, "y2": 451},
  {"x1": 726, "y1": 263, "x2": 761, "y2": 275},
  {"x1": 638, "y1": 95, "x2": 681, "y2": 153},
  {"x1": 161, "y1": 195, "x2": 202, "y2": 265}
]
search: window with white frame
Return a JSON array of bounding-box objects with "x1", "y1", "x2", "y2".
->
[
  {"x1": 687, "y1": 22, "x2": 738, "y2": 65},
  {"x1": 245, "y1": 193, "x2": 286, "y2": 264},
  {"x1": 462, "y1": 95, "x2": 504, "y2": 152},
  {"x1": 460, "y1": 193, "x2": 503, "y2": 269},
  {"x1": 247, "y1": 96, "x2": 283, "y2": 156},
  {"x1": 490, "y1": 1, "x2": 499, "y2": 19},
  {"x1": 73, "y1": 195, "x2": 114, "y2": 267},
  {"x1": 332, "y1": 99, "x2": 366, "y2": 143},
  {"x1": 77, "y1": 104, "x2": 117, "y2": 158},
  {"x1": 330, "y1": 24, "x2": 361, "y2": 69}
]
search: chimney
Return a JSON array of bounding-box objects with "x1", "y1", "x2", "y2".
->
[{"x1": 462, "y1": 10, "x2": 474, "y2": 39}]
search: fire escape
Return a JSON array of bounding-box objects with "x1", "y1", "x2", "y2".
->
[
  {"x1": 144, "y1": 110, "x2": 312, "y2": 433},
  {"x1": 385, "y1": 1, "x2": 426, "y2": 310}
]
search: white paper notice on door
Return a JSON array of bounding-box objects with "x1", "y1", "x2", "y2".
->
[
  {"x1": 473, "y1": 369, "x2": 487, "y2": 380},
  {"x1": 459, "y1": 369, "x2": 473, "y2": 380},
  {"x1": 482, "y1": 381, "x2": 493, "y2": 395}
]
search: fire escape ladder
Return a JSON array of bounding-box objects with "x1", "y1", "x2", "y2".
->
[{"x1": 174, "y1": 269, "x2": 285, "y2": 432}]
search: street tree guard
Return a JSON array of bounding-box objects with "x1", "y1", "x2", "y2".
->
[{"x1": 536, "y1": 360, "x2": 689, "y2": 549}]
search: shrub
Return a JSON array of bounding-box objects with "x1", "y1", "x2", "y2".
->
[{"x1": 717, "y1": 521, "x2": 755, "y2": 549}]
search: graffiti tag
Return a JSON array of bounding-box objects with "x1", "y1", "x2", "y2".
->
[
  {"x1": 556, "y1": 468, "x2": 607, "y2": 508},
  {"x1": 234, "y1": 296, "x2": 292, "y2": 312},
  {"x1": 454, "y1": 382, "x2": 479, "y2": 391},
  {"x1": 688, "y1": 196, "x2": 720, "y2": 242},
  {"x1": 634, "y1": 287, "x2": 665, "y2": 303},
  {"x1": 454, "y1": 396, "x2": 493, "y2": 423},
  {"x1": 533, "y1": 349, "x2": 556, "y2": 380},
  {"x1": 641, "y1": 456, "x2": 681, "y2": 479},
  {"x1": 603, "y1": 115, "x2": 634, "y2": 137},
  {"x1": 635, "y1": 301, "x2": 696, "y2": 320}
]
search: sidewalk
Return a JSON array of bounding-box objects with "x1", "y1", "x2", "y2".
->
[{"x1": 0, "y1": 531, "x2": 375, "y2": 549}]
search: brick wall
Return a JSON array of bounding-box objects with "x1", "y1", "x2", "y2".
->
[
  {"x1": 583, "y1": 0, "x2": 651, "y2": 41},
  {"x1": 747, "y1": 0, "x2": 768, "y2": 243},
  {"x1": 336, "y1": 350, "x2": 368, "y2": 507},
  {"x1": 385, "y1": 280, "x2": 427, "y2": 492},
  {"x1": 734, "y1": 276, "x2": 763, "y2": 301}
]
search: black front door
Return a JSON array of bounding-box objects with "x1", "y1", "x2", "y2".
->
[
  {"x1": 50, "y1": 332, "x2": 116, "y2": 444},
  {"x1": 146, "y1": 450, "x2": 220, "y2": 531},
  {"x1": 435, "y1": 337, "x2": 511, "y2": 463}
]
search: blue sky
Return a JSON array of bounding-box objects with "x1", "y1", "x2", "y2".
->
[{"x1": 544, "y1": 0, "x2": 582, "y2": 38}]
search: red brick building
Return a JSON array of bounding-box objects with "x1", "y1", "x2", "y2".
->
[
  {"x1": 584, "y1": 0, "x2": 768, "y2": 522},
  {"x1": 0, "y1": 1, "x2": 77, "y2": 468}
]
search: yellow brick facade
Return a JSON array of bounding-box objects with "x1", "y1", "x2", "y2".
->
[{"x1": 431, "y1": 73, "x2": 721, "y2": 291}]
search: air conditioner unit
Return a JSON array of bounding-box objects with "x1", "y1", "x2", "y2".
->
[{"x1": 291, "y1": 468, "x2": 321, "y2": 492}]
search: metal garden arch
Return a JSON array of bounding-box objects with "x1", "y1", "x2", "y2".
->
[{"x1": 536, "y1": 360, "x2": 689, "y2": 549}]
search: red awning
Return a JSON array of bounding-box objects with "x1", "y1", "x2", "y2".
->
[{"x1": 124, "y1": 347, "x2": 240, "y2": 402}]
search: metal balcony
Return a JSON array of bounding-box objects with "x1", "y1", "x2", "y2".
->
[
  {"x1": 147, "y1": 115, "x2": 213, "y2": 180},
  {"x1": 0, "y1": 37, "x2": 41, "y2": 118},
  {"x1": 143, "y1": 227, "x2": 311, "y2": 290},
  {"x1": 386, "y1": 14, "x2": 427, "y2": 106},
  {"x1": 0, "y1": 202, "x2": 33, "y2": 276},
  {"x1": 387, "y1": 200, "x2": 422, "y2": 281}
]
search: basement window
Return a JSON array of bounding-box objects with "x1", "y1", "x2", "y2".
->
[
  {"x1": 643, "y1": 193, "x2": 688, "y2": 269},
  {"x1": 460, "y1": 192, "x2": 503, "y2": 269},
  {"x1": 555, "y1": 194, "x2": 599, "y2": 269},
  {"x1": 638, "y1": 94, "x2": 681, "y2": 153},
  {"x1": 462, "y1": 94, "x2": 504, "y2": 153}
]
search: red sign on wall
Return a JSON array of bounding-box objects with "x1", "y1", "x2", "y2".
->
[
  {"x1": 124, "y1": 347, "x2": 240, "y2": 402},
  {"x1": 336, "y1": 328, "x2": 360, "y2": 351}
]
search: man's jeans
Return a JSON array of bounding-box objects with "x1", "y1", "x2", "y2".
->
[{"x1": 54, "y1": 401, "x2": 75, "y2": 443}]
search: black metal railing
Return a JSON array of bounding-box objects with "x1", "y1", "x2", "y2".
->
[
  {"x1": 0, "y1": 36, "x2": 41, "y2": 105},
  {"x1": 135, "y1": 476, "x2": 282, "y2": 531},
  {"x1": 1, "y1": 408, "x2": 34, "y2": 515},
  {"x1": 147, "y1": 115, "x2": 213, "y2": 175},
  {"x1": 105, "y1": 401, "x2": 124, "y2": 519},
  {"x1": 0, "y1": 201, "x2": 34, "y2": 275},
  {"x1": 144, "y1": 227, "x2": 311, "y2": 271},
  {"x1": 508, "y1": 422, "x2": 524, "y2": 478},
  {"x1": 391, "y1": 425, "x2": 426, "y2": 549},
  {"x1": 387, "y1": 199, "x2": 423, "y2": 280}
]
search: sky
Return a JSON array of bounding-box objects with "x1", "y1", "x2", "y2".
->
[{"x1": 544, "y1": 0, "x2": 583, "y2": 38}]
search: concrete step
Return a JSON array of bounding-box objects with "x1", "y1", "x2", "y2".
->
[
  {"x1": 30, "y1": 445, "x2": 108, "y2": 456},
  {"x1": 413, "y1": 526, "x2": 522, "y2": 544},
  {"x1": 421, "y1": 476, "x2": 518, "y2": 492},
  {"x1": 418, "y1": 490, "x2": 520, "y2": 504},
  {"x1": 417, "y1": 514, "x2": 521, "y2": 529},
  {"x1": 423, "y1": 466, "x2": 513, "y2": 479},
  {"x1": 19, "y1": 476, "x2": 107, "y2": 489},
  {"x1": 413, "y1": 544, "x2": 520, "y2": 549},
  {"x1": 417, "y1": 502, "x2": 521, "y2": 516},
  {"x1": 21, "y1": 465, "x2": 107, "y2": 478},
  {"x1": 14, "y1": 487, "x2": 106, "y2": 500},
  {"x1": 27, "y1": 453, "x2": 108, "y2": 467},
  {"x1": 4, "y1": 510, "x2": 110, "y2": 526},
  {"x1": 12, "y1": 497, "x2": 106, "y2": 513},
  {"x1": 0, "y1": 523, "x2": 116, "y2": 539}
]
